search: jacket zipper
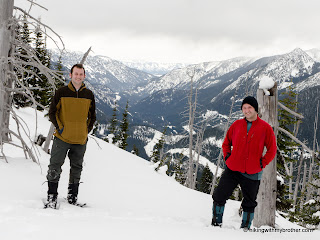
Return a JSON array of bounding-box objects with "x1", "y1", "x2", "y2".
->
[{"x1": 245, "y1": 121, "x2": 254, "y2": 173}]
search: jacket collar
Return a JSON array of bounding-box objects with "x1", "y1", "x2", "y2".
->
[
  {"x1": 68, "y1": 81, "x2": 86, "y2": 92},
  {"x1": 243, "y1": 115, "x2": 260, "y2": 124}
]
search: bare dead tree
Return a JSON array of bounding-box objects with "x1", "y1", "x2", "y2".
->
[
  {"x1": 254, "y1": 84, "x2": 278, "y2": 228},
  {"x1": 293, "y1": 150, "x2": 304, "y2": 208},
  {"x1": 306, "y1": 100, "x2": 319, "y2": 202},
  {"x1": 300, "y1": 161, "x2": 308, "y2": 210},
  {"x1": 185, "y1": 67, "x2": 197, "y2": 189},
  {"x1": 191, "y1": 119, "x2": 207, "y2": 190},
  {"x1": 0, "y1": 0, "x2": 14, "y2": 162},
  {"x1": 0, "y1": 1, "x2": 65, "y2": 163}
]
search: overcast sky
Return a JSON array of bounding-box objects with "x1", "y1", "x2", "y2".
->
[{"x1": 14, "y1": 0, "x2": 320, "y2": 63}]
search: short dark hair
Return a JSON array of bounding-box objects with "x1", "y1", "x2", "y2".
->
[{"x1": 71, "y1": 64, "x2": 85, "y2": 74}]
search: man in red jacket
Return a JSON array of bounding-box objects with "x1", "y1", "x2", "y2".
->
[{"x1": 211, "y1": 96, "x2": 277, "y2": 229}]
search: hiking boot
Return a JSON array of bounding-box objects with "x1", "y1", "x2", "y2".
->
[
  {"x1": 211, "y1": 202, "x2": 224, "y2": 227},
  {"x1": 240, "y1": 211, "x2": 254, "y2": 229}
]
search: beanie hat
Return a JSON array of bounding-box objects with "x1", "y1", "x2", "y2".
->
[{"x1": 241, "y1": 96, "x2": 258, "y2": 112}]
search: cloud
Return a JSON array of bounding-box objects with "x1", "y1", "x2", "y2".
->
[{"x1": 14, "y1": 0, "x2": 320, "y2": 62}]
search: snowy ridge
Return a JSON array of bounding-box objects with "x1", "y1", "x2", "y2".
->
[
  {"x1": 295, "y1": 71, "x2": 320, "y2": 92},
  {"x1": 127, "y1": 57, "x2": 254, "y2": 98},
  {"x1": 50, "y1": 49, "x2": 154, "y2": 92},
  {"x1": 121, "y1": 60, "x2": 190, "y2": 76},
  {"x1": 263, "y1": 48, "x2": 314, "y2": 89},
  {"x1": 306, "y1": 48, "x2": 320, "y2": 62},
  {"x1": 213, "y1": 48, "x2": 316, "y2": 98}
]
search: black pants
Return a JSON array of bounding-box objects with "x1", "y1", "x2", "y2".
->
[
  {"x1": 47, "y1": 137, "x2": 87, "y2": 184},
  {"x1": 212, "y1": 167, "x2": 260, "y2": 213}
]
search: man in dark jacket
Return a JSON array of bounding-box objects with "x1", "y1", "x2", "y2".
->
[
  {"x1": 211, "y1": 96, "x2": 277, "y2": 229},
  {"x1": 45, "y1": 64, "x2": 96, "y2": 208}
]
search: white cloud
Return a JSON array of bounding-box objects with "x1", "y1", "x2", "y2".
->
[{"x1": 14, "y1": 0, "x2": 320, "y2": 63}]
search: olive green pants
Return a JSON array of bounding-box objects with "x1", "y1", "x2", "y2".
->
[{"x1": 47, "y1": 137, "x2": 87, "y2": 184}]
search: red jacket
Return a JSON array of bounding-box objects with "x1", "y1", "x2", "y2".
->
[{"x1": 222, "y1": 116, "x2": 277, "y2": 174}]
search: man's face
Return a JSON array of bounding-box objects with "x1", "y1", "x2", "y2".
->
[
  {"x1": 70, "y1": 67, "x2": 85, "y2": 88},
  {"x1": 242, "y1": 103, "x2": 257, "y2": 121}
]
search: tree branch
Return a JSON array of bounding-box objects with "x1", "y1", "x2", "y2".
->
[
  {"x1": 277, "y1": 126, "x2": 313, "y2": 154},
  {"x1": 278, "y1": 102, "x2": 304, "y2": 119}
]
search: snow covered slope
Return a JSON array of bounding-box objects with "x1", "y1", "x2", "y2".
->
[{"x1": 0, "y1": 108, "x2": 317, "y2": 240}]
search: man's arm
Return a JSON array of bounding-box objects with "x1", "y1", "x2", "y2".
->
[
  {"x1": 261, "y1": 125, "x2": 277, "y2": 168},
  {"x1": 87, "y1": 93, "x2": 96, "y2": 133},
  {"x1": 222, "y1": 124, "x2": 233, "y2": 161},
  {"x1": 48, "y1": 91, "x2": 63, "y2": 131}
]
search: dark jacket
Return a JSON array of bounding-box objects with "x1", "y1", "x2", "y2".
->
[
  {"x1": 222, "y1": 116, "x2": 277, "y2": 174},
  {"x1": 49, "y1": 82, "x2": 96, "y2": 145}
]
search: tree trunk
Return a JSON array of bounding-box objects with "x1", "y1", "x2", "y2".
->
[
  {"x1": 293, "y1": 151, "x2": 304, "y2": 208},
  {"x1": 289, "y1": 162, "x2": 293, "y2": 200},
  {"x1": 300, "y1": 162, "x2": 307, "y2": 210},
  {"x1": 253, "y1": 84, "x2": 278, "y2": 228},
  {"x1": 185, "y1": 70, "x2": 195, "y2": 188},
  {"x1": 0, "y1": 0, "x2": 14, "y2": 145}
]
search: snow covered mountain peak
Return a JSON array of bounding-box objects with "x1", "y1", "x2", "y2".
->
[{"x1": 261, "y1": 48, "x2": 315, "y2": 89}]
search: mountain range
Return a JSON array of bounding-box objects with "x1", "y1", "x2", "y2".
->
[{"x1": 50, "y1": 48, "x2": 320, "y2": 162}]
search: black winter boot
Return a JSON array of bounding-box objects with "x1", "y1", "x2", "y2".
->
[
  {"x1": 47, "y1": 181, "x2": 58, "y2": 208},
  {"x1": 67, "y1": 183, "x2": 80, "y2": 204}
]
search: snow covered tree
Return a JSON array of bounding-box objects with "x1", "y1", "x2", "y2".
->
[
  {"x1": 151, "y1": 127, "x2": 168, "y2": 172},
  {"x1": 118, "y1": 100, "x2": 129, "y2": 150},
  {"x1": 132, "y1": 144, "x2": 139, "y2": 156},
  {"x1": 173, "y1": 153, "x2": 186, "y2": 185},
  {"x1": 108, "y1": 101, "x2": 119, "y2": 144},
  {"x1": 151, "y1": 127, "x2": 167, "y2": 164}
]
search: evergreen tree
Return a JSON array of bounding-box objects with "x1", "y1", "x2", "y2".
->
[
  {"x1": 174, "y1": 153, "x2": 186, "y2": 185},
  {"x1": 197, "y1": 164, "x2": 213, "y2": 194},
  {"x1": 31, "y1": 24, "x2": 51, "y2": 110},
  {"x1": 109, "y1": 101, "x2": 119, "y2": 144},
  {"x1": 291, "y1": 154, "x2": 320, "y2": 228},
  {"x1": 277, "y1": 83, "x2": 299, "y2": 213},
  {"x1": 150, "y1": 127, "x2": 167, "y2": 164},
  {"x1": 54, "y1": 55, "x2": 65, "y2": 89},
  {"x1": 277, "y1": 84, "x2": 299, "y2": 173},
  {"x1": 132, "y1": 144, "x2": 139, "y2": 156},
  {"x1": 118, "y1": 100, "x2": 129, "y2": 150}
]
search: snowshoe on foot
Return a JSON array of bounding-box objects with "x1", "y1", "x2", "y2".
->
[
  {"x1": 67, "y1": 183, "x2": 79, "y2": 205},
  {"x1": 44, "y1": 194, "x2": 58, "y2": 209}
]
